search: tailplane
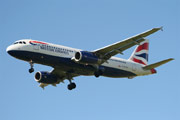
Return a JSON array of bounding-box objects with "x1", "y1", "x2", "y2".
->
[
  {"x1": 129, "y1": 39, "x2": 149, "y2": 65},
  {"x1": 142, "y1": 58, "x2": 174, "y2": 70}
]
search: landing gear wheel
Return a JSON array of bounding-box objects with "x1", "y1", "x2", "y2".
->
[
  {"x1": 94, "y1": 70, "x2": 103, "y2": 78},
  {"x1": 68, "y1": 84, "x2": 73, "y2": 90},
  {"x1": 94, "y1": 72, "x2": 100, "y2": 78},
  {"x1": 29, "y1": 60, "x2": 34, "y2": 73},
  {"x1": 71, "y1": 83, "x2": 76, "y2": 89},
  {"x1": 67, "y1": 82, "x2": 76, "y2": 90},
  {"x1": 29, "y1": 68, "x2": 34, "y2": 73}
]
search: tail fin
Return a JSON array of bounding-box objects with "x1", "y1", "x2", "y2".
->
[{"x1": 129, "y1": 39, "x2": 149, "y2": 65}]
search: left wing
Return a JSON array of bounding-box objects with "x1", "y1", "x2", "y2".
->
[{"x1": 93, "y1": 27, "x2": 162, "y2": 60}]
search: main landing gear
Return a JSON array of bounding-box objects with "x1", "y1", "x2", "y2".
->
[
  {"x1": 67, "y1": 79, "x2": 76, "y2": 90},
  {"x1": 66, "y1": 73, "x2": 76, "y2": 90},
  {"x1": 94, "y1": 70, "x2": 103, "y2": 78},
  {"x1": 29, "y1": 60, "x2": 34, "y2": 73},
  {"x1": 67, "y1": 76, "x2": 76, "y2": 90},
  {"x1": 94, "y1": 71, "x2": 100, "y2": 77},
  {"x1": 67, "y1": 82, "x2": 76, "y2": 90}
]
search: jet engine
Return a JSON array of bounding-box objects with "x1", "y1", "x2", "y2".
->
[
  {"x1": 73, "y1": 51, "x2": 102, "y2": 65},
  {"x1": 34, "y1": 71, "x2": 58, "y2": 84}
]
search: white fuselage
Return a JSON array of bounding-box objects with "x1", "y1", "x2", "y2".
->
[{"x1": 6, "y1": 39, "x2": 153, "y2": 78}]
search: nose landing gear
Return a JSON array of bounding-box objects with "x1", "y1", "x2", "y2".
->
[
  {"x1": 29, "y1": 68, "x2": 34, "y2": 73},
  {"x1": 29, "y1": 60, "x2": 34, "y2": 73}
]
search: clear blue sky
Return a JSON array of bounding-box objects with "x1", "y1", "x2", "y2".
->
[{"x1": 0, "y1": 0, "x2": 179, "y2": 120}]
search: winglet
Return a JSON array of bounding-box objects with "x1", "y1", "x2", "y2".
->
[
  {"x1": 160, "y1": 26, "x2": 163, "y2": 31},
  {"x1": 143, "y1": 58, "x2": 174, "y2": 70}
]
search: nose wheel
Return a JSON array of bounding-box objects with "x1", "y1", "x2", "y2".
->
[
  {"x1": 29, "y1": 68, "x2": 34, "y2": 73},
  {"x1": 29, "y1": 60, "x2": 34, "y2": 73}
]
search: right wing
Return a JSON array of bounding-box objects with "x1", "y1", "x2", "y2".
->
[
  {"x1": 93, "y1": 27, "x2": 163, "y2": 60},
  {"x1": 39, "y1": 67, "x2": 80, "y2": 89},
  {"x1": 51, "y1": 67, "x2": 79, "y2": 81}
]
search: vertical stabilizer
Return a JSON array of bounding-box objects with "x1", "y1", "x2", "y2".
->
[{"x1": 129, "y1": 39, "x2": 149, "y2": 65}]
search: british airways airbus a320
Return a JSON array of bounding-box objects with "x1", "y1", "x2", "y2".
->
[{"x1": 6, "y1": 27, "x2": 173, "y2": 90}]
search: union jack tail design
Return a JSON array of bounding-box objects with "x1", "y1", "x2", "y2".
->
[{"x1": 129, "y1": 39, "x2": 149, "y2": 65}]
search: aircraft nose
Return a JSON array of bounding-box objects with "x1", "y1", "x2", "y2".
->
[
  {"x1": 6, "y1": 45, "x2": 15, "y2": 56},
  {"x1": 6, "y1": 46, "x2": 11, "y2": 53}
]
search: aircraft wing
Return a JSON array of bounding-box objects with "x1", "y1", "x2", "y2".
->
[
  {"x1": 39, "y1": 67, "x2": 80, "y2": 89},
  {"x1": 93, "y1": 27, "x2": 162, "y2": 60}
]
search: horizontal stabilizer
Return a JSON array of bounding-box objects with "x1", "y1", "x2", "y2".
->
[{"x1": 143, "y1": 58, "x2": 174, "y2": 70}]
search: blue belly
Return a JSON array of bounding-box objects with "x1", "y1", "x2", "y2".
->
[{"x1": 8, "y1": 50, "x2": 137, "y2": 78}]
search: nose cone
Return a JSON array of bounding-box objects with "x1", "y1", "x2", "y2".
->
[
  {"x1": 6, "y1": 45, "x2": 12, "y2": 54},
  {"x1": 7, "y1": 44, "x2": 27, "y2": 61},
  {"x1": 6, "y1": 45, "x2": 16, "y2": 57}
]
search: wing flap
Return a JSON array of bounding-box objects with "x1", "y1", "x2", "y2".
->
[{"x1": 143, "y1": 58, "x2": 174, "y2": 70}]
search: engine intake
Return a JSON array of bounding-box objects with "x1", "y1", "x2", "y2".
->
[
  {"x1": 35, "y1": 71, "x2": 58, "y2": 84},
  {"x1": 73, "y1": 51, "x2": 102, "y2": 65}
]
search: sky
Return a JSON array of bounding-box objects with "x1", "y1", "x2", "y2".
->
[{"x1": 0, "y1": 0, "x2": 179, "y2": 120}]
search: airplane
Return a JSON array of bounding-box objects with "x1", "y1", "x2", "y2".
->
[{"x1": 6, "y1": 27, "x2": 174, "y2": 90}]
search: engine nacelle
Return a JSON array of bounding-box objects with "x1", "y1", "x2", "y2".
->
[
  {"x1": 34, "y1": 71, "x2": 58, "y2": 84},
  {"x1": 73, "y1": 51, "x2": 102, "y2": 65}
]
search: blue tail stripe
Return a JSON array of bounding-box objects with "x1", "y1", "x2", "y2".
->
[{"x1": 135, "y1": 53, "x2": 148, "y2": 61}]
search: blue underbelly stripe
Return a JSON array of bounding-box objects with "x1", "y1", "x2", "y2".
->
[{"x1": 9, "y1": 50, "x2": 137, "y2": 77}]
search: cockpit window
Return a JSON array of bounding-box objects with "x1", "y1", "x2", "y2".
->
[{"x1": 13, "y1": 41, "x2": 26, "y2": 44}]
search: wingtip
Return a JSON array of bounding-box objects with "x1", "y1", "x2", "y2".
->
[
  {"x1": 165, "y1": 58, "x2": 174, "y2": 63},
  {"x1": 155, "y1": 26, "x2": 163, "y2": 31},
  {"x1": 151, "y1": 26, "x2": 163, "y2": 33},
  {"x1": 169, "y1": 58, "x2": 175, "y2": 61},
  {"x1": 160, "y1": 26, "x2": 163, "y2": 31}
]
